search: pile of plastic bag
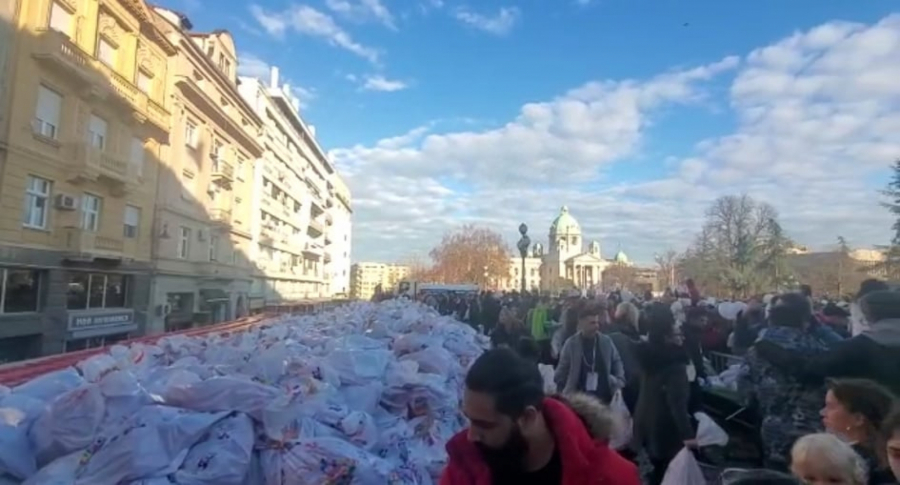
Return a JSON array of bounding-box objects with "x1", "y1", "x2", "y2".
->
[{"x1": 0, "y1": 300, "x2": 487, "y2": 485}]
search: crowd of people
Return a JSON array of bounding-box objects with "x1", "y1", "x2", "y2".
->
[{"x1": 421, "y1": 279, "x2": 900, "y2": 485}]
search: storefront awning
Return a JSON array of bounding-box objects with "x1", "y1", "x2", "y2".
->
[{"x1": 200, "y1": 289, "x2": 230, "y2": 302}]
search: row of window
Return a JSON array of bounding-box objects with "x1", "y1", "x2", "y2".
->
[
  {"x1": 176, "y1": 226, "x2": 239, "y2": 264},
  {"x1": 184, "y1": 121, "x2": 247, "y2": 174},
  {"x1": 48, "y1": 2, "x2": 155, "y2": 97},
  {"x1": 23, "y1": 175, "x2": 142, "y2": 237},
  {"x1": 0, "y1": 269, "x2": 130, "y2": 315},
  {"x1": 35, "y1": 86, "x2": 146, "y2": 178}
]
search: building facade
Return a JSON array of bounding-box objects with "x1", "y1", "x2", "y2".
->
[
  {"x1": 146, "y1": 8, "x2": 262, "y2": 333},
  {"x1": 0, "y1": 0, "x2": 173, "y2": 358},
  {"x1": 327, "y1": 176, "x2": 352, "y2": 297},
  {"x1": 238, "y1": 70, "x2": 321, "y2": 306},
  {"x1": 498, "y1": 207, "x2": 639, "y2": 294},
  {"x1": 350, "y1": 263, "x2": 409, "y2": 300}
]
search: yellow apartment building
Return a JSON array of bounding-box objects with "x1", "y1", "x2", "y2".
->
[
  {"x1": 0, "y1": 0, "x2": 173, "y2": 359},
  {"x1": 147, "y1": 7, "x2": 263, "y2": 333}
]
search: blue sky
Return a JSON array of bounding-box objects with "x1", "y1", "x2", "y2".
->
[{"x1": 168, "y1": 0, "x2": 900, "y2": 265}]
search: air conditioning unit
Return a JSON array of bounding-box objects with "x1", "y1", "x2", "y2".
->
[{"x1": 54, "y1": 194, "x2": 77, "y2": 210}]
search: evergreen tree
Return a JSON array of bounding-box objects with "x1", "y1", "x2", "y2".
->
[{"x1": 882, "y1": 159, "x2": 900, "y2": 245}]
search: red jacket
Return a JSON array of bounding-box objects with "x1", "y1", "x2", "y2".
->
[{"x1": 440, "y1": 394, "x2": 641, "y2": 485}]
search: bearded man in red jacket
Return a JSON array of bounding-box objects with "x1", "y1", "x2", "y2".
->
[{"x1": 441, "y1": 348, "x2": 640, "y2": 485}]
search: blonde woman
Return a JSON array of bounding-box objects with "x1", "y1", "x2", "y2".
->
[
  {"x1": 791, "y1": 433, "x2": 868, "y2": 485},
  {"x1": 607, "y1": 301, "x2": 642, "y2": 413}
]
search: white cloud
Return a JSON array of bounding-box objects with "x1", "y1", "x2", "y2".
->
[
  {"x1": 361, "y1": 75, "x2": 409, "y2": 92},
  {"x1": 237, "y1": 53, "x2": 317, "y2": 109},
  {"x1": 236, "y1": 53, "x2": 271, "y2": 79},
  {"x1": 325, "y1": 0, "x2": 396, "y2": 29},
  {"x1": 249, "y1": 4, "x2": 380, "y2": 64},
  {"x1": 334, "y1": 14, "x2": 900, "y2": 264},
  {"x1": 453, "y1": 6, "x2": 520, "y2": 36}
]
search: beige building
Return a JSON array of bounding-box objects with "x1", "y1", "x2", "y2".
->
[
  {"x1": 0, "y1": 0, "x2": 173, "y2": 358},
  {"x1": 350, "y1": 262, "x2": 409, "y2": 300},
  {"x1": 147, "y1": 8, "x2": 263, "y2": 333}
]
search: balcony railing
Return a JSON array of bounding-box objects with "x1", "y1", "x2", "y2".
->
[
  {"x1": 209, "y1": 208, "x2": 232, "y2": 225},
  {"x1": 307, "y1": 219, "x2": 324, "y2": 236},
  {"x1": 146, "y1": 99, "x2": 169, "y2": 131},
  {"x1": 67, "y1": 143, "x2": 137, "y2": 190},
  {"x1": 96, "y1": 62, "x2": 146, "y2": 111},
  {"x1": 56, "y1": 227, "x2": 124, "y2": 257},
  {"x1": 32, "y1": 30, "x2": 169, "y2": 130},
  {"x1": 211, "y1": 159, "x2": 235, "y2": 185},
  {"x1": 32, "y1": 30, "x2": 96, "y2": 85}
]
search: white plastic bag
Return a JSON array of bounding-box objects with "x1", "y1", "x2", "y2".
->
[
  {"x1": 538, "y1": 365, "x2": 555, "y2": 394},
  {"x1": 171, "y1": 413, "x2": 255, "y2": 485},
  {"x1": 695, "y1": 411, "x2": 729, "y2": 447},
  {"x1": 75, "y1": 406, "x2": 227, "y2": 484},
  {"x1": 608, "y1": 391, "x2": 632, "y2": 450},
  {"x1": 660, "y1": 447, "x2": 705, "y2": 485},
  {"x1": 0, "y1": 405, "x2": 37, "y2": 479},
  {"x1": 12, "y1": 367, "x2": 84, "y2": 402},
  {"x1": 21, "y1": 451, "x2": 81, "y2": 485},
  {"x1": 29, "y1": 384, "x2": 106, "y2": 466}
]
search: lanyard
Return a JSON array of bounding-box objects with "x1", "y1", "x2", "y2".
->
[{"x1": 581, "y1": 336, "x2": 599, "y2": 372}]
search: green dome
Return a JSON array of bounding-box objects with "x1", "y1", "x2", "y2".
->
[
  {"x1": 614, "y1": 250, "x2": 629, "y2": 263},
  {"x1": 550, "y1": 206, "x2": 581, "y2": 234}
]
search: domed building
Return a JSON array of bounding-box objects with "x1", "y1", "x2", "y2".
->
[{"x1": 503, "y1": 206, "x2": 632, "y2": 293}]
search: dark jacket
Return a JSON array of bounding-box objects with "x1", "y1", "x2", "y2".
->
[
  {"x1": 632, "y1": 341, "x2": 694, "y2": 461},
  {"x1": 490, "y1": 325, "x2": 528, "y2": 349},
  {"x1": 604, "y1": 321, "x2": 641, "y2": 387},
  {"x1": 756, "y1": 318, "x2": 900, "y2": 395},
  {"x1": 440, "y1": 394, "x2": 641, "y2": 485}
]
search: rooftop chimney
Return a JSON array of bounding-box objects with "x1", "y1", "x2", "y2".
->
[{"x1": 270, "y1": 66, "x2": 279, "y2": 89}]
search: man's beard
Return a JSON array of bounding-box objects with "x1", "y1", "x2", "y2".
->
[{"x1": 477, "y1": 426, "x2": 530, "y2": 474}]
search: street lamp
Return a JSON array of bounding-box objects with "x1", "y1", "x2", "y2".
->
[{"x1": 517, "y1": 223, "x2": 530, "y2": 294}]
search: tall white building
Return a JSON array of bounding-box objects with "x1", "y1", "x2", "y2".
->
[
  {"x1": 237, "y1": 67, "x2": 351, "y2": 304},
  {"x1": 327, "y1": 176, "x2": 352, "y2": 296}
]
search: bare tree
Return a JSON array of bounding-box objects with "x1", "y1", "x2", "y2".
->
[
  {"x1": 654, "y1": 249, "x2": 679, "y2": 290},
  {"x1": 602, "y1": 264, "x2": 639, "y2": 291},
  {"x1": 428, "y1": 225, "x2": 511, "y2": 285},
  {"x1": 399, "y1": 253, "x2": 434, "y2": 281}
]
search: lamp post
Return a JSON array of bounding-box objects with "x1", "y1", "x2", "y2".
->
[{"x1": 517, "y1": 223, "x2": 530, "y2": 294}]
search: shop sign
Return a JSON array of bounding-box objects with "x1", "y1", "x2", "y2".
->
[{"x1": 67, "y1": 310, "x2": 134, "y2": 331}]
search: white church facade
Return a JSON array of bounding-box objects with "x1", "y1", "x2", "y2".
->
[{"x1": 501, "y1": 206, "x2": 630, "y2": 293}]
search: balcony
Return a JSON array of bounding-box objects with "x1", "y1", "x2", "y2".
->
[
  {"x1": 210, "y1": 159, "x2": 234, "y2": 186},
  {"x1": 32, "y1": 30, "x2": 97, "y2": 86},
  {"x1": 209, "y1": 208, "x2": 232, "y2": 226},
  {"x1": 307, "y1": 219, "x2": 324, "y2": 237},
  {"x1": 303, "y1": 242, "x2": 324, "y2": 258},
  {"x1": 96, "y1": 61, "x2": 147, "y2": 114},
  {"x1": 56, "y1": 227, "x2": 124, "y2": 259},
  {"x1": 146, "y1": 99, "x2": 170, "y2": 131},
  {"x1": 67, "y1": 143, "x2": 137, "y2": 194}
]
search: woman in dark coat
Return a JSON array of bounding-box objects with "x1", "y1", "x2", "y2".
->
[{"x1": 632, "y1": 303, "x2": 696, "y2": 485}]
